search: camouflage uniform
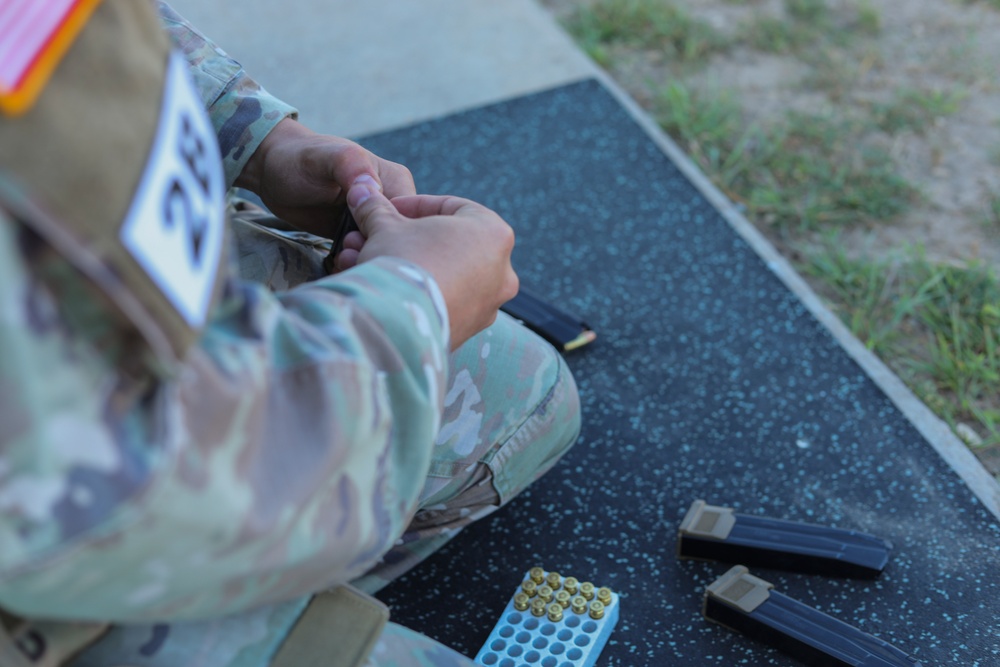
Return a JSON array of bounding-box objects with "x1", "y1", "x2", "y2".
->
[{"x1": 0, "y1": 2, "x2": 579, "y2": 666}]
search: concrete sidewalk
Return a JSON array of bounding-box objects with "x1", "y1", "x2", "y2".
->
[{"x1": 168, "y1": 0, "x2": 597, "y2": 139}]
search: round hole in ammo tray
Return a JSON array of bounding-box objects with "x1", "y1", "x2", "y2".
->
[
  {"x1": 499, "y1": 660, "x2": 515, "y2": 667},
  {"x1": 540, "y1": 623, "x2": 556, "y2": 636},
  {"x1": 533, "y1": 637, "x2": 549, "y2": 650},
  {"x1": 481, "y1": 653, "x2": 498, "y2": 665},
  {"x1": 542, "y1": 658, "x2": 557, "y2": 667},
  {"x1": 567, "y1": 647, "x2": 583, "y2": 660},
  {"x1": 582, "y1": 620, "x2": 598, "y2": 633},
  {"x1": 550, "y1": 642, "x2": 565, "y2": 655},
  {"x1": 565, "y1": 615, "x2": 580, "y2": 628},
  {"x1": 574, "y1": 634, "x2": 591, "y2": 647},
  {"x1": 516, "y1": 631, "x2": 531, "y2": 644},
  {"x1": 524, "y1": 617, "x2": 539, "y2": 630},
  {"x1": 525, "y1": 651, "x2": 541, "y2": 663},
  {"x1": 557, "y1": 629, "x2": 572, "y2": 641},
  {"x1": 499, "y1": 626, "x2": 514, "y2": 639},
  {"x1": 490, "y1": 639, "x2": 506, "y2": 652},
  {"x1": 506, "y1": 613, "x2": 522, "y2": 625},
  {"x1": 507, "y1": 644, "x2": 523, "y2": 658}
]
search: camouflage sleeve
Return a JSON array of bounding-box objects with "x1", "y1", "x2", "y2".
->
[
  {"x1": 156, "y1": 2, "x2": 298, "y2": 188},
  {"x1": 0, "y1": 204, "x2": 452, "y2": 621}
]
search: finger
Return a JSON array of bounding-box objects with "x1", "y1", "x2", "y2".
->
[
  {"x1": 336, "y1": 248, "x2": 360, "y2": 272},
  {"x1": 325, "y1": 141, "x2": 384, "y2": 194},
  {"x1": 390, "y1": 194, "x2": 486, "y2": 219},
  {"x1": 342, "y1": 230, "x2": 365, "y2": 250},
  {"x1": 347, "y1": 181, "x2": 400, "y2": 237},
  {"x1": 376, "y1": 159, "x2": 417, "y2": 199}
]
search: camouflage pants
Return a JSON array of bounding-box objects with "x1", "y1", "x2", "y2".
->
[{"x1": 71, "y1": 210, "x2": 581, "y2": 667}]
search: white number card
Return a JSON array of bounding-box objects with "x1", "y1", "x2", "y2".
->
[{"x1": 120, "y1": 51, "x2": 225, "y2": 327}]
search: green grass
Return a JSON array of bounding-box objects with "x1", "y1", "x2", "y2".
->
[
  {"x1": 784, "y1": 0, "x2": 880, "y2": 44},
  {"x1": 736, "y1": 0, "x2": 881, "y2": 97},
  {"x1": 741, "y1": 16, "x2": 810, "y2": 54},
  {"x1": 855, "y1": 0, "x2": 881, "y2": 34},
  {"x1": 563, "y1": 0, "x2": 725, "y2": 66},
  {"x1": 653, "y1": 82, "x2": 742, "y2": 152},
  {"x1": 871, "y1": 88, "x2": 967, "y2": 135},
  {"x1": 784, "y1": 0, "x2": 880, "y2": 38},
  {"x1": 801, "y1": 238, "x2": 915, "y2": 353},
  {"x1": 738, "y1": 114, "x2": 914, "y2": 229},
  {"x1": 785, "y1": 0, "x2": 829, "y2": 25},
  {"x1": 803, "y1": 243, "x2": 1000, "y2": 446},
  {"x1": 655, "y1": 86, "x2": 915, "y2": 230},
  {"x1": 738, "y1": 0, "x2": 849, "y2": 55}
]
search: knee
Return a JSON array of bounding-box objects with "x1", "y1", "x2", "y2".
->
[
  {"x1": 541, "y1": 353, "x2": 581, "y2": 463},
  {"x1": 488, "y1": 345, "x2": 581, "y2": 504}
]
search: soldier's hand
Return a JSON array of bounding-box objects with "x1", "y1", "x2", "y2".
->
[
  {"x1": 235, "y1": 118, "x2": 415, "y2": 238},
  {"x1": 346, "y1": 182, "x2": 519, "y2": 350}
]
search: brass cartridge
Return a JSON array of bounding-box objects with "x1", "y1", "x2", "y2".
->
[
  {"x1": 555, "y1": 590, "x2": 571, "y2": 608},
  {"x1": 531, "y1": 598, "x2": 547, "y2": 617}
]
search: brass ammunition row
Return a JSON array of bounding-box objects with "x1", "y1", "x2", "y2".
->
[{"x1": 519, "y1": 568, "x2": 614, "y2": 621}]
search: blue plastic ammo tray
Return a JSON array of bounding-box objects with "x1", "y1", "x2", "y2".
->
[{"x1": 474, "y1": 568, "x2": 620, "y2": 667}]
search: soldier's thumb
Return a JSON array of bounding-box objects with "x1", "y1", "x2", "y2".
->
[{"x1": 346, "y1": 179, "x2": 397, "y2": 237}]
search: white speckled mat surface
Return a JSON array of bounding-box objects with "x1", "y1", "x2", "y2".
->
[{"x1": 368, "y1": 80, "x2": 1000, "y2": 667}]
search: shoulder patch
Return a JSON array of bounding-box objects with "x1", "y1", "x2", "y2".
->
[
  {"x1": 120, "y1": 51, "x2": 226, "y2": 328},
  {"x1": 0, "y1": 0, "x2": 103, "y2": 116}
]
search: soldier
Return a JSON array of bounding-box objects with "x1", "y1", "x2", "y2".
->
[{"x1": 0, "y1": 1, "x2": 580, "y2": 665}]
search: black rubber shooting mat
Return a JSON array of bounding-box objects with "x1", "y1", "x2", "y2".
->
[{"x1": 359, "y1": 79, "x2": 1000, "y2": 666}]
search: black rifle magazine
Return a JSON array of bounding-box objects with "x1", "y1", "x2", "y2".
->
[
  {"x1": 703, "y1": 566, "x2": 920, "y2": 667},
  {"x1": 678, "y1": 500, "x2": 892, "y2": 578},
  {"x1": 501, "y1": 287, "x2": 596, "y2": 353}
]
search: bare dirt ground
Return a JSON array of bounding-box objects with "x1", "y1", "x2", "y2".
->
[{"x1": 540, "y1": 0, "x2": 1000, "y2": 272}]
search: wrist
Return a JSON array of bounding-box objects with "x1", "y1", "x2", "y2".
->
[{"x1": 233, "y1": 117, "x2": 314, "y2": 193}]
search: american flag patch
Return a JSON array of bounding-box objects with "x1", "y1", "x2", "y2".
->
[{"x1": 0, "y1": 0, "x2": 103, "y2": 115}]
